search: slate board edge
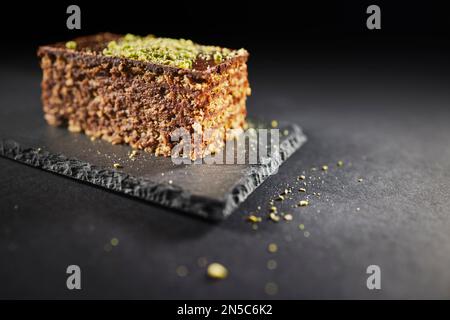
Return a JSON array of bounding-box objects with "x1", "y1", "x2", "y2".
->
[{"x1": 0, "y1": 125, "x2": 306, "y2": 220}]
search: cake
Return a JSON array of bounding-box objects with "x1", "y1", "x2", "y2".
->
[{"x1": 37, "y1": 33, "x2": 250, "y2": 158}]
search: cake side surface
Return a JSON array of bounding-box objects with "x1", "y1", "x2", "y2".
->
[{"x1": 37, "y1": 33, "x2": 250, "y2": 158}]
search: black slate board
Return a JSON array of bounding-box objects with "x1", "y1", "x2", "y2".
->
[{"x1": 0, "y1": 111, "x2": 306, "y2": 220}]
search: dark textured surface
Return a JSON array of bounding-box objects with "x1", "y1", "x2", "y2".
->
[{"x1": 1, "y1": 44, "x2": 450, "y2": 299}]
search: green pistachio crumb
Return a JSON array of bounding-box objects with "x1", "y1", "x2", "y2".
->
[{"x1": 65, "y1": 41, "x2": 77, "y2": 50}]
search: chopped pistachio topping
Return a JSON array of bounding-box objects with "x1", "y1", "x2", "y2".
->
[
  {"x1": 322, "y1": 165, "x2": 329, "y2": 171},
  {"x1": 337, "y1": 160, "x2": 344, "y2": 167},
  {"x1": 65, "y1": 41, "x2": 77, "y2": 50},
  {"x1": 298, "y1": 200, "x2": 309, "y2": 207},
  {"x1": 113, "y1": 163, "x2": 122, "y2": 169},
  {"x1": 103, "y1": 34, "x2": 239, "y2": 69}
]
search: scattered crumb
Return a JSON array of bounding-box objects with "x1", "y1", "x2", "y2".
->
[
  {"x1": 207, "y1": 263, "x2": 228, "y2": 280},
  {"x1": 337, "y1": 160, "x2": 344, "y2": 167},
  {"x1": 298, "y1": 200, "x2": 309, "y2": 207},
  {"x1": 358, "y1": 178, "x2": 363, "y2": 182},
  {"x1": 113, "y1": 163, "x2": 122, "y2": 169},
  {"x1": 270, "y1": 206, "x2": 277, "y2": 213},
  {"x1": 304, "y1": 231, "x2": 310, "y2": 238},
  {"x1": 271, "y1": 120, "x2": 278, "y2": 128},
  {"x1": 277, "y1": 195, "x2": 285, "y2": 201},
  {"x1": 299, "y1": 188, "x2": 306, "y2": 193},
  {"x1": 110, "y1": 238, "x2": 119, "y2": 246},
  {"x1": 269, "y1": 213, "x2": 280, "y2": 222},
  {"x1": 298, "y1": 175, "x2": 306, "y2": 180},
  {"x1": 247, "y1": 215, "x2": 262, "y2": 223},
  {"x1": 356, "y1": 207, "x2": 361, "y2": 212},
  {"x1": 197, "y1": 257, "x2": 208, "y2": 268},
  {"x1": 298, "y1": 223, "x2": 305, "y2": 230},
  {"x1": 268, "y1": 243, "x2": 278, "y2": 253},
  {"x1": 267, "y1": 259, "x2": 277, "y2": 270},
  {"x1": 322, "y1": 165, "x2": 328, "y2": 171},
  {"x1": 265, "y1": 282, "x2": 279, "y2": 296},
  {"x1": 283, "y1": 214, "x2": 293, "y2": 221},
  {"x1": 176, "y1": 265, "x2": 189, "y2": 277},
  {"x1": 283, "y1": 129, "x2": 289, "y2": 136}
]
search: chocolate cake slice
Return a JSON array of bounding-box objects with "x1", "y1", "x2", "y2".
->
[{"x1": 37, "y1": 33, "x2": 250, "y2": 158}]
